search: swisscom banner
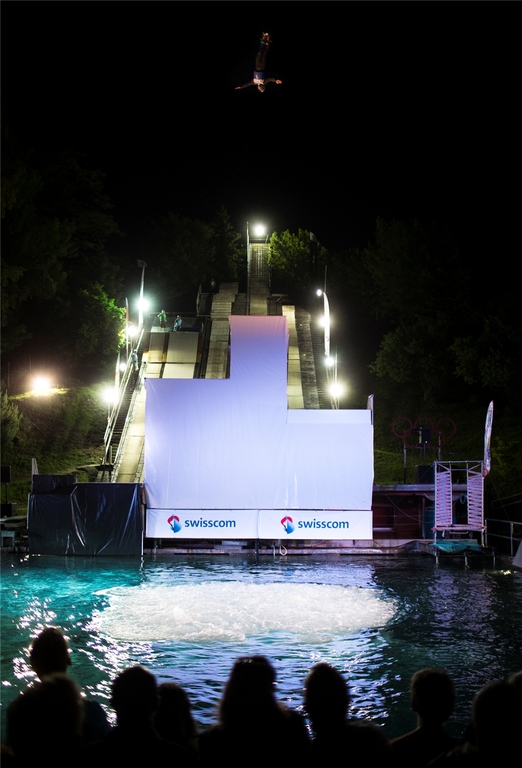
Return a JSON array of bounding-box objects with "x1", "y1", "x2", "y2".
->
[{"x1": 146, "y1": 509, "x2": 373, "y2": 540}]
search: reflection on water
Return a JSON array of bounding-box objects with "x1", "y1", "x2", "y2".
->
[{"x1": 1, "y1": 554, "x2": 521, "y2": 740}]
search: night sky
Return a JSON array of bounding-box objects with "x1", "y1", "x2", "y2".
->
[{"x1": 2, "y1": 1, "x2": 519, "y2": 291}]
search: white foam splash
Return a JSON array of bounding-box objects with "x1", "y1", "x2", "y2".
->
[{"x1": 93, "y1": 582, "x2": 395, "y2": 642}]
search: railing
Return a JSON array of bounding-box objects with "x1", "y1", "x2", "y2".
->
[
  {"x1": 484, "y1": 518, "x2": 522, "y2": 557},
  {"x1": 110, "y1": 362, "x2": 147, "y2": 481},
  {"x1": 102, "y1": 325, "x2": 146, "y2": 466}
]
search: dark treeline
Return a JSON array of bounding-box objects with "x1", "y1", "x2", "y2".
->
[{"x1": 269, "y1": 221, "x2": 520, "y2": 414}]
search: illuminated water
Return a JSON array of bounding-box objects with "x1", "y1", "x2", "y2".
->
[{"x1": 1, "y1": 554, "x2": 521, "y2": 741}]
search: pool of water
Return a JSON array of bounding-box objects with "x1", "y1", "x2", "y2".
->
[{"x1": 1, "y1": 553, "x2": 521, "y2": 741}]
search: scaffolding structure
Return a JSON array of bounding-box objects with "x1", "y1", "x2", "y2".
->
[{"x1": 433, "y1": 460, "x2": 485, "y2": 544}]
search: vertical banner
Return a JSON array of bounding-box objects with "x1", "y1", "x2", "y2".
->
[
  {"x1": 483, "y1": 400, "x2": 494, "y2": 476},
  {"x1": 367, "y1": 394, "x2": 374, "y2": 425}
]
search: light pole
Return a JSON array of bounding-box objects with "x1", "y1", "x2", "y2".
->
[
  {"x1": 137, "y1": 259, "x2": 147, "y2": 329},
  {"x1": 316, "y1": 288, "x2": 331, "y2": 360},
  {"x1": 316, "y1": 286, "x2": 344, "y2": 408}
]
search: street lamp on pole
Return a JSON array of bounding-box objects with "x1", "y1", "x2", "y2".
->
[
  {"x1": 316, "y1": 287, "x2": 345, "y2": 408},
  {"x1": 316, "y1": 288, "x2": 331, "y2": 360}
]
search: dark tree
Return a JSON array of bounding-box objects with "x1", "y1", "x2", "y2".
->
[
  {"x1": 268, "y1": 229, "x2": 329, "y2": 293},
  {"x1": 1, "y1": 128, "x2": 124, "y2": 365},
  {"x1": 150, "y1": 213, "x2": 215, "y2": 304},
  {"x1": 346, "y1": 218, "x2": 473, "y2": 401},
  {"x1": 209, "y1": 205, "x2": 245, "y2": 283}
]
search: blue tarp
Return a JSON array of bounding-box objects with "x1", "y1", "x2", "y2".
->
[{"x1": 430, "y1": 540, "x2": 483, "y2": 554}]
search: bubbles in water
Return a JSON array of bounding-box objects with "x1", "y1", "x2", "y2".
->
[{"x1": 93, "y1": 581, "x2": 396, "y2": 642}]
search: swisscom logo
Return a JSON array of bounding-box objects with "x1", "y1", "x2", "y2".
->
[
  {"x1": 281, "y1": 515, "x2": 295, "y2": 534},
  {"x1": 167, "y1": 515, "x2": 182, "y2": 533}
]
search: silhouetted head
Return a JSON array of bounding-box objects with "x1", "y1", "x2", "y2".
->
[
  {"x1": 30, "y1": 627, "x2": 71, "y2": 678},
  {"x1": 304, "y1": 663, "x2": 350, "y2": 730},
  {"x1": 508, "y1": 670, "x2": 522, "y2": 697},
  {"x1": 154, "y1": 682, "x2": 198, "y2": 745},
  {"x1": 472, "y1": 679, "x2": 522, "y2": 753},
  {"x1": 110, "y1": 666, "x2": 159, "y2": 725},
  {"x1": 219, "y1": 656, "x2": 277, "y2": 726},
  {"x1": 8, "y1": 673, "x2": 84, "y2": 760},
  {"x1": 257, "y1": 84, "x2": 265, "y2": 93},
  {"x1": 410, "y1": 668, "x2": 455, "y2": 724}
]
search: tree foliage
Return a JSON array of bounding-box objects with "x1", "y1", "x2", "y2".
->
[
  {"x1": 0, "y1": 391, "x2": 23, "y2": 446},
  {"x1": 209, "y1": 205, "x2": 244, "y2": 282},
  {"x1": 354, "y1": 219, "x2": 462, "y2": 399},
  {"x1": 1, "y1": 127, "x2": 124, "y2": 363},
  {"x1": 268, "y1": 229, "x2": 329, "y2": 292},
  {"x1": 346, "y1": 218, "x2": 520, "y2": 405},
  {"x1": 451, "y1": 307, "x2": 521, "y2": 407},
  {"x1": 49, "y1": 284, "x2": 125, "y2": 365},
  {"x1": 347, "y1": 218, "x2": 466, "y2": 323},
  {"x1": 150, "y1": 207, "x2": 244, "y2": 302},
  {"x1": 151, "y1": 213, "x2": 214, "y2": 301}
]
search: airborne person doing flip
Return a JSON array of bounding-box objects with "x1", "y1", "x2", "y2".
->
[{"x1": 235, "y1": 32, "x2": 282, "y2": 92}]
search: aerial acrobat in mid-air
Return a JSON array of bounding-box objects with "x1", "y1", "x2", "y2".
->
[{"x1": 235, "y1": 32, "x2": 282, "y2": 93}]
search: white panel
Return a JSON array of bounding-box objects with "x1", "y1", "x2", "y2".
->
[
  {"x1": 166, "y1": 333, "x2": 199, "y2": 363},
  {"x1": 162, "y1": 364, "x2": 195, "y2": 379},
  {"x1": 467, "y1": 472, "x2": 484, "y2": 528},
  {"x1": 144, "y1": 363, "x2": 162, "y2": 378},
  {"x1": 435, "y1": 466, "x2": 453, "y2": 527},
  {"x1": 146, "y1": 509, "x2": 259, "y2": 538},
  {"x1": 148, "y1": 332, "x2": 166, "y2": 363},
  {"x1": 144, "y1": 317, "x2": 374, "y2": 518},
  {"x1": 259, "y1": 509, "x2": 373, "y2": 540}
]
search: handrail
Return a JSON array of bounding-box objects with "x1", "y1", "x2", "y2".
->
[
  {"x1": 102, "y1": 325, "x2": 146, "y2": 463},
  {"x1": 484, "y1": 518, "x2": 522, "y2": 556}
]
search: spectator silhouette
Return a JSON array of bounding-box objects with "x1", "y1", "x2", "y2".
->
[
  {"x1": 428, "y1": 678, "x2": 522, "y2": 767},
  {"x1": 304, "y1": 662, "x2": 389, "y2": 763},
  {"x1": 389, "y1": 668, "x2": 459, "y2": 768},
  {"x1": 508, "y1": 669, "x2": 522, "y2": 696},
  {"x1": 6, "y1": 672, "x2": 87, "y2": 767},
  {"x1": 90, "y1": 665, "x2": 195, "y2": 766},
  {"x1": 153, "y1": 681, "x2": 199, "y2": 755},
  {"x1": 199, "y1": 655, "x2": 308, "y2": 766},
  {"x1": 25, "y1": 627, "x2": 110, "y2": 744}
]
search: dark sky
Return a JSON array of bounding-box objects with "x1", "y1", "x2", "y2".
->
[{"x1": 2, "y1": 1, "x2": 519, "y2": 264}]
